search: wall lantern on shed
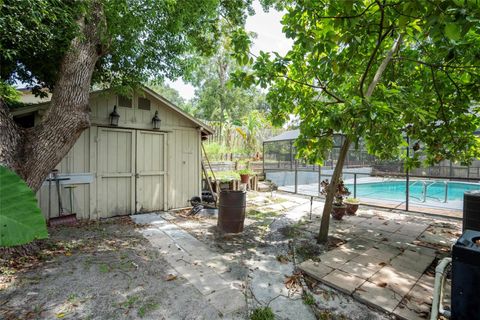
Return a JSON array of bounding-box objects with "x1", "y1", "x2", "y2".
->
[
  {"x1": 109, "y1": 105, "x2": 120, "y2": 126},
  {"x1": 152, "y1": 111, "x2": 161, "y2": 130}
]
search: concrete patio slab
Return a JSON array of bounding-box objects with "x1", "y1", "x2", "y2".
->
[
  {"x1": 393, "y1": 278, "x2": 434, "y2": 320},
  {"x1": 322, "y1": 270, "x2": 366, "y2": 295},
  {"x1": 298, "y1": 260, "x2": 333, "y2": 279},
  {"x1": 353, "y1": 280, "x2": 402, "y2": 313},
  {"x1": 369, "y1": 266, "x2": 421, "y2": 296},
  {"x1": 205, "y1": 288, "x2": 246, "y2": 315},
  {"x1": 338, "y1": 260, "x2": 383, "y2": 280}
]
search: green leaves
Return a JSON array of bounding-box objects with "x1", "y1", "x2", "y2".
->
[
  {"x1": 445, "y1": 23, "x2": 461, "y2": 41},
  {"x1": 1, "y1": 1, "x2": 254, "y2": 92},
  {"x1": 235, "y1": 0, "x2": 480, "y2": 169},
  {"x1": 0, "y1": 166, "x2": 48, "y2": 247}
]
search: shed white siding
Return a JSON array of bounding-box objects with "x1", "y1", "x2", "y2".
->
[{"x1": 34, "y1": 87, "x2": 209, "y2": 220}]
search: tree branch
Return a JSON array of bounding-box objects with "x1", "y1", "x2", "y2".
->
[
  {"x1": 431, "y1": 67, "x2": 456, "y2": 144},
  {"x1": 393, "y1": 57, "x2": 480, "y2": 69},
  {"x1": 443, "y1": 69, "x2": 464, "y2": 98},
  {"x1": 279, "y1": 75, "x2": 345, "y2": 103},
  {"x1": 366, "y1": 34, "x2": 403, "y2": 97},
  {"x1": 359, "y1": 1, "x2": 388, "y2": 98},
  {"x1": 313, "y1": 2, "x2": 377, "y2": 20}
]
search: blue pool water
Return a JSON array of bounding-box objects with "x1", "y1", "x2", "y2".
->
[{"x1": 347, "y1": 181, "x2": 480, "y2": 203}]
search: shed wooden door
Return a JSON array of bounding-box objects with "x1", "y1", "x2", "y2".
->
[
  {"x1": 96, "y1": 127, "x2": 136, "y2": 217},
  {"x1": 135, "y1": 131, "x2": 167, "y2": 212}
]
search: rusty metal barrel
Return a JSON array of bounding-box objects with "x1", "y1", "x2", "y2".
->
[{"x1": 217, "y1": 190, "x2": 246, "y2": 233}]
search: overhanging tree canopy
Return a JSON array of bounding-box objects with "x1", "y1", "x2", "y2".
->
[
  {"x1": 0, "y1": 0, "x2": 255, "y2": 191},
  {"x1": 233, "y1": 0, "x2": 480, "y2": 242}
]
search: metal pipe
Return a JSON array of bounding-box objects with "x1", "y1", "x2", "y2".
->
[
  {"x1": 430, "y1": 257, "x2": 452, "y2": 320},
  {"x1": 318, "y1": 165, "x2": 321, "y2": 195},
  {"x1": 262, "y1": 141, "x2": 265, "y2": 177},
  {"x1": 406, "y1": 136, "x2": 410, "y2": 211},
  {"x1": 294, "y1": 159, "x2": 298, "y2": 194},
  {"x1": 423, "y1": 181, "x2": 427, "y2": 202},
  {"x1": 444, "y1": 181, "x2": 448, "y2": 203},
  {"x1": 309, "y1": 196, "x2": 313, "y2": 220},
  {"x1": 354, "y1": 173, "x2": 357, "y2": 198}
]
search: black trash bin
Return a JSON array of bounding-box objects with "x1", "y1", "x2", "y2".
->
[
  {"x1": 463, "y1": 190, "x2": 480, "y2": 232},
  {"x1": 451, "y1": 229, "x2": 480, "y2": 319},
  {"x1": 217, "y1": 190, "x2": 246, "y2": 233}
]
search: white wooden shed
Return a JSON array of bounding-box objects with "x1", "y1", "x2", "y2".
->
[{"x1": 12, "y1": 86, "x2": 213, "y2": 220}]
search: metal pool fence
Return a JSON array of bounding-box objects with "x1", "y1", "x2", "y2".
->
[{"x1": 265, "y1": 166, "x2": 480, "y2": 218}]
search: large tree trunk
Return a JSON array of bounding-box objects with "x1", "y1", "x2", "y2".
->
[
  {"x1": 0, "y1": 2, "x2": 104, "y2": 192},
  {"x1": 317, "y1": 34, "x2": 403, "y2": 244},
  {"x1": 317, "y1": 138, "x2": 351, "y2": 243}
]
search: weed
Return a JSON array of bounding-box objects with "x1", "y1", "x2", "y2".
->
[
  {"x1": 295, "y1": 241, "x2": 322, "y2": 261},
  {"x1": 33, "y1": 305, "x2": 43, "y2": 314},
  {"x1": 303, "y1": 292, "x2": 315, "y2": 305},
  {"x1": 67, "y1": 294, "x2": 77, "y2": 303},
  {"x1": 317, "y1": 310, "x2": 333, "y2": 320},
  {"x1": 270, "y1": 197, "x2": 287, "y2": 204},
  {"x1": 0, "y1": 266, "x2": 16, "y2": 276},
  {"x1": 121, "y1": 295, "x2": 139, "y2": 309},
  {"x1": 250, "y1": 307, "x2": 275, "y2": 320},
  {"x1": 98, "y1": 263, "x2": 109, "y2": 273},
  {"x1": 138, "y1": 302, "x2": 159, "y2": 318},
  {"x1": 247, "y1": 210, "x2": 278, "y2": 220},
  {"x1": 83, "y1": 258, "x2": 93, "y2": 269}
]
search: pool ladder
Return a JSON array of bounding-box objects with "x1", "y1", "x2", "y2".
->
[{"x1": 410, "y1": 180, "x2": 448, "y2": 203}]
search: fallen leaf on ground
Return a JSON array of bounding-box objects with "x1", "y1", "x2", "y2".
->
[
  {"x1": 276, "y1": 255, "x2": 289, "y2": 264},
  {"x1": 165, "y1": 274, "x2": 177, "y2": 281},
  {"x1": 284, "y1": 272, "x2": 302, "y2": 294},
  {"x1": 379, "y1": 262, "x2": 387, "y2": 267},
  {"x1": 377, "y1": 282, "x2": 387, "y2": 288}
]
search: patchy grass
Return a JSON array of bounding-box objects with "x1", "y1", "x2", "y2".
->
[
  {"x1": 121, "y1": 295, "x2": 139, "y2": 309},
  {"x1": 137, "y1": 301, "x2": 159, "y2": 318},
  {"x1": 270, "y1": 197, "x2": 287, "y2": 204},
  {"x1": 279, "y1": 225, "x2": 301, "y2": 239},
  {"x1": 295, "y1": 241, "x2": 323, "y2": 262},
  {"x1": 247, "y1": 209, "x2": 279, "y2": 220},
  {"x1": 250, "y1": 307, "x2": 275, "y2": 320},
  {"x1": 316, "y1": 310, "x2": 334, "y2": 320},
  {"x1": 303, "y1": 292, "x2": 315, "y2": 305}
]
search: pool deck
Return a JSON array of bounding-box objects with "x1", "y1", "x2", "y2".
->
[
  {"x1": 280, "y1": 179, "x2": 464, "y2": 219},
  {"x1": 296, "y1": 204, "x2": 461, "y2": 319}
]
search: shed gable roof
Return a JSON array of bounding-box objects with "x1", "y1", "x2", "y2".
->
[{"x1": 13, "y1": 85, "x2": 214, "y2": 136}]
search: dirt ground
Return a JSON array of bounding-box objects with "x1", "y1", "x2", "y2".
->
[
  {"x1": 1, "y1": 192, "x2": 457, "y2": 320},
  {"x1": 0, "y1": 218, "x2": 224, "y2": 320}
]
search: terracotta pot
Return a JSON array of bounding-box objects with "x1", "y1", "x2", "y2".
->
[
  {"x1": 345, "y1": 203, "x2": 359, "y2": 215},
  {"x1": 240, "y1": 174, "x2": 250, "y2": 184},
  {"x1": 331, "y1": 205, "x2": 346, "y2": 220}
]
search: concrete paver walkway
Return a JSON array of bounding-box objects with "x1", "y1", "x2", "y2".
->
[{"x1": 132, "y1": 213, "x2": 247, "y2": 318}]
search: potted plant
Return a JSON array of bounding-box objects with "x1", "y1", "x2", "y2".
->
[
  {"x1": 320, "y1": 179, "x2": 351, "y2": 220},
  {"x1": 238, "y1": 168, "x2": 254, "y2": 184},
  {"x1": 344, "y1": 198, "x2": 360, "y2": 215}
]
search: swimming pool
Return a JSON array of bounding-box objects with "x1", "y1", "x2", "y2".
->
[{"x1": 347, "y1": 181, "x2": 480, "y2": 203}]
